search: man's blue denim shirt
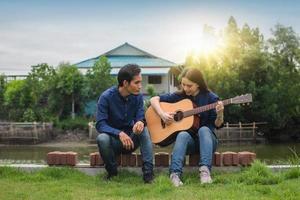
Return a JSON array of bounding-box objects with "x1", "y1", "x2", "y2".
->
[{"x1": 96, "y1": 86, "x2": 145, "y2": 136}]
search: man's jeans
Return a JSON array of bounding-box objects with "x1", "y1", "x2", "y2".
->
[
  {"x1": 170, "y1": 126, "x2": 218, "y2": 175},
  {"x1": 96, "y1": 128, "x2": 153, "y2": 174}
]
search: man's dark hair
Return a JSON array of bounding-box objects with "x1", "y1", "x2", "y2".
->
[{"x1": 117, "y1": 64, "x2": 141, "y2": 86}]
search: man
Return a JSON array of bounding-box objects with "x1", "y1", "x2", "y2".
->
[{"x1": 96, "y1": 64, "x2": 154, "y2": 183}]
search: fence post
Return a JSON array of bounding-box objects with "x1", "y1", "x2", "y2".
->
[
  {"x1": 33, "y1": 121, "x2": 38, "y2": 144},
  {"x1": 239, "y1": 122, "x2": 242, "y2": 143},
  {"x1": 9, "y1": 123, "x2": 14, "y2": 138},
  {"x1": 88, "y1": 122, "x2": 93, "y2": 140},
  {"x1": 253, "y1": 122, "x2": 256, "y2": 143},
  {"x1": 226, "y1": 122, "x2": 229, "y2": 144}
]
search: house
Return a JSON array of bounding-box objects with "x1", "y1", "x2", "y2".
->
[
  {"x1": 0, "y1": 69, "x2": 28, "y2": 82},
  {"x1": 75, "y1": 42, "x2": 178, "y2": 94}
]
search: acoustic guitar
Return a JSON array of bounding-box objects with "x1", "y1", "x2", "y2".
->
[{"x1": 145, "y1": 94, "x2": 252, "y2": 146}]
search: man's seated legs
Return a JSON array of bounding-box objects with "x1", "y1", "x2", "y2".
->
[
  {"x1": 97, "y1": 131, "x2": 154, "y2": 183},
  {"x1": 96, "y1": 133, "x2": 122, "y2": 179},
  {"x1": 132, "y1": 127, "x2": 154, "y2": 183}
]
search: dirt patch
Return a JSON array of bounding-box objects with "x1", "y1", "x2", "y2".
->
[{"x1": 36, "y1": 129, "x2": 94, "y2": 147}]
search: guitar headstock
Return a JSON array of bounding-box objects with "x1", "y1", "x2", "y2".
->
[{"x1": 231, "y1": 94, "x2": 252, "y2": 105}]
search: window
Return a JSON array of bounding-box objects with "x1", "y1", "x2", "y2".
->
[{"x1": 148, "y1": 75, "x2": 162, "y2": 84}]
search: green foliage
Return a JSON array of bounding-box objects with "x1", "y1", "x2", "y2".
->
[
  {"x1": 0, "y1": 74, "x2": 7, "y2": 118},
  {"x1": 146, "y1": 84, "x2": 157, "y2": 97},
  {"x1": 48, "y1": 63, "x2": 85, "y2": 119},
  {"x1": 144, "y1": 84, "x2": 158, "y2": 109},
  {"x1": 85, "y1": 56, "x2": 116, "y2": 101},
  {"x1": 3, "y1": 80, "x2": 31, "y2": 121},
  {"x1": 237, "y1": 160, "x2": 282, "y2": 185},
  {"x1": 54, "y1": 117, "x2": 90, "y2": 131},
  {"x1": 176, "y1": 17, "x2": 300, "y2": 130},
  {"x1": 22, "y1": 108, "x2": 37, "y2": 122}
]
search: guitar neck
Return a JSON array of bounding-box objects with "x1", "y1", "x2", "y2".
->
[{"x1": 184, "y1": 99, "x2": 232, "y2": 117}]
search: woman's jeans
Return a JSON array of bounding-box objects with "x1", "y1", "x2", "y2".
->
[
  {"x1": 170, "y1": 126, "x2": 218, "y2": 175},
  {"x1": 96, "y1": 128, "x2": 153, "y2": 175}
]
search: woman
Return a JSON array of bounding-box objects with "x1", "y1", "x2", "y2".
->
[{"x1": 150, "y1": 67, "x2": 224, "y2": 186}]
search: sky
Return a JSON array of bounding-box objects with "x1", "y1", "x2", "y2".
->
[{"x1": 0, "y1": 0, "x2": 299, "y2": 75}]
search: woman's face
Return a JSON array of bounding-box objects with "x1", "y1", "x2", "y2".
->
[{"x1": 181, "y1": 77, "x2": 200, "y2": 96}]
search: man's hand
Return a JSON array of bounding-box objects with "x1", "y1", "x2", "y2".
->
[
  {"x1": 119, "y1": 131, "x2": 134, "y2": 150},
  {"x1": 132, "y1": 121, "x2": 144, "y2": 135}
]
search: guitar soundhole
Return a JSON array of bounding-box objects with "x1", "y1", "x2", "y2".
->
[{"x1": 174, "y1": 111, "x2": 184, "y2": 122}]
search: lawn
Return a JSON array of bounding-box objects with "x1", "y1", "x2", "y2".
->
[{"x1": 1, "y1": 161, "x2": 300, "y2": 200}]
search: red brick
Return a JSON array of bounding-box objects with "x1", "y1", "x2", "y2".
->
[
  {"x1": 47, "y1": 151, "x2": 59, "y2": 166},
  {"x1": 249, "y1": 152, "x2": 256, "y2": 164},
  {"x1": 90, "y1": 152, "x2": 96, "y2": 166},
  {"x1": 189, "y1": 154, "x2": 199, "y2": 166},
  {"x1": 222, "y1": 151, "x2": 235, "y2": 166},
  {"x1": 232, "y1": 152, "x2": 239, "y2": 166},
  {"x1": 121, "y1": 154, "x2": 131, "y2": 166},
  {"x1": 66, "y1": 151, "x2": 78, "y2": 166},
  {"x1": 238, "y1": 151, "x2": 251, "y2": 166},
  {"x1": 155, "y1": 152, "x2": 169, "y2": 167},
  {"x1": 136, "y1": 153, "x2": 143, "y2": 167},
  {"x1": 129, "y1": 153, "x2": 137, "y2": 167},
  {"x1": 116, "y1": 155, "x2": 121, "y2": 165},
  {"x1": 59, "y1": 152, "x2": 67, "y2": 165},
  {"x1": 214, "y1": 152, "x2": 222, "y2": 166},
  {"x1": 54, "y1": 151, "x2": 61, "y2": 165},
  {"x1": 95, "y1": 152, "x2": 104, "y2": 166}
]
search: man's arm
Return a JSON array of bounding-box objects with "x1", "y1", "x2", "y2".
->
[
  {"x1": 133, "y1": 95, "x2": 145, "y2": 134},
  {"x1": 95, "y1": 95, "x2": 121, "y2": 136}
]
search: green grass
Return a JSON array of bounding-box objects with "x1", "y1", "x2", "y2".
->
[{"x1": 1, "y1": 161, "x2": 300, "y2": 200}]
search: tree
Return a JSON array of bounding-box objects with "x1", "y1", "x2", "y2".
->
[
  {"x1": 85, "y1": 56, "x2": 116, "y2": 101},
  {"x1": 3, "y1": 80, "x2": 32, "y2": 121},
  {"x1": 48, "y1": 63, "x2": 85, "y2": 119},
  {"x1": 267, "y1": 24, "x2": 300, "y2": 128},
  {"x1": 25, "y1": 63, "x2": 56, "y2": 121},
  {"x1": 0, "y1": 74, "x2": 7, "y2": 120}
]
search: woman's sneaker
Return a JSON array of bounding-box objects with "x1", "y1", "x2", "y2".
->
[
  {"x1": 170, "y1": 172, "x2": 183, "y2": 187},
  {"x1": 199, "y1": 166, "x2": 212, "y2": 184}
]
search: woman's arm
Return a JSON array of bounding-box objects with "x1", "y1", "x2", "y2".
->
[{"x1": 150, "y1": 96, "x2": 175, "y2": 124}]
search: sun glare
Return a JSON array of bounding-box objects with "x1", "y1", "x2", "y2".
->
[{"x1": 192, "y1": 34, "x2": 221, "y2": 56}]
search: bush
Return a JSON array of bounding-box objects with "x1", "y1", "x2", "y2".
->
[
  {"x1": 54, "y1": 117, "x2": 90, "y2": 131},
  {"x1": 237, "y1": 160, "x2": 282, "y2": 185}
]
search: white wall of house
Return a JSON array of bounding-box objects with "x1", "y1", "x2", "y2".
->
[
  {"x1": 168, "y1": 73, "x2": 179, "y2": 93},
  {"x1": 79, "y1": 67, "x2": 174, "y2": 95},
  {"x1": 142, "y1": 75, "x2": 169, "y2": 94}
]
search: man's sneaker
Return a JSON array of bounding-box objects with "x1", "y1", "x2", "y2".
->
[
  {"x1": 199, "y1": 166, "x2": 212, "y2": 184},
  {"x1": 170, "y1": 172, "x2": 183, "y2": 187},
  {"x1": 143, "y1": 172, "x2": 154, "y2": 184}
]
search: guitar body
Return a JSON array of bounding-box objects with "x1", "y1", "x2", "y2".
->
[{"x1": 145, "y1": 99, "x2": 196, "y2": 145}]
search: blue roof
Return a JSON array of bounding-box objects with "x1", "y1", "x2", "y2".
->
[
  {"x1": 76, "y1": 56, "x2": 175, "y2": 68},
  {"x1": 75, "y1": 43, "x2": 177, "y2": 70}
]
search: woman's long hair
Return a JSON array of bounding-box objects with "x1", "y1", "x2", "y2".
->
[{"x1": 176, "y1": 67, "x2": 209, "y2": 95}]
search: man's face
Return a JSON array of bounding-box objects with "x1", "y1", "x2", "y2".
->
[{"x1": 125, "y1": 74, "x2": 142, "y2": 95}]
